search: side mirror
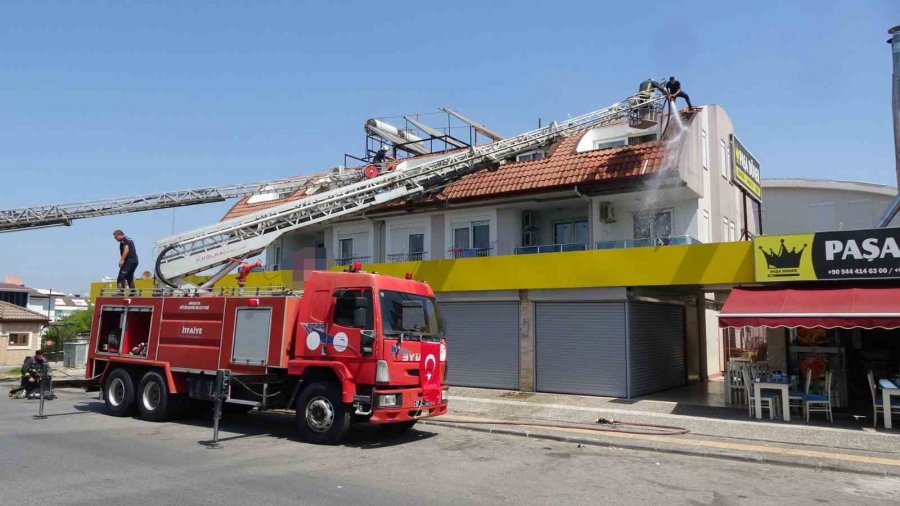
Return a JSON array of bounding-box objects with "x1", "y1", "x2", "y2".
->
[{"x1": 360, "y1": 330, "x2": 376, "y2": 356}]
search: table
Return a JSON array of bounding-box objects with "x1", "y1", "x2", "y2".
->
[
  {"x1": 880, "y1": 379, "x2": 900, "y2": 429},
  {"x1": 754, "y1": 378, "x2": 791, "y2": 422}
]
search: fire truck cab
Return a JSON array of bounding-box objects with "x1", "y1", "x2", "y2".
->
[{"x1": 86, "y1": 269, "x2": 449, "y2": 444}]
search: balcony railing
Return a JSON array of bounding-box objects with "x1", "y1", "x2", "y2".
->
[
  {"x1": 595, "y1": 235, "x2": 701, "y2": 250},
  {"x1": 514, "y1": 243, "x2": 588, "y2": 255},
  {"x1": 334, "y1": 255, "x2": 371, "y2": 266},
  {"x1": 386, "y1": 252, "x2": 427, "y2": 263},
  {"x1": 449, "y1": 247, "x2": 493, "y2": 259}
]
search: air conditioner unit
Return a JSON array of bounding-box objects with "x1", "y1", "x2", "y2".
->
[
  {"x1": 522, "y1": 230, "x2": 536, "y2": 246},
  {"x1": 599, "y1": 203, "x2": 616, "y2": 223},
  {"x1": 522, "y1": 210, "x2": 534, "y2": 229}
]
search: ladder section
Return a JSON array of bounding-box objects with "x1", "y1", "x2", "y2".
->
[
  {"x1": 155, "y1": 92, "x2": 666, "y2": 284},
  {"x1": 0, "y1": 174, "x2": 360, "y2": 232}
]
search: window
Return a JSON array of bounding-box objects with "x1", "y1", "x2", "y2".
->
[
  {"x1": 339, "y1": 238, "x2": 353, "y2": 259},
  {"x1": 729, "y1": 220, "x2": 736, "y2": 241},
  {"x1": 408, "y1": 233, "x2": 424, "y2": 254},
  {"x1": 720, "y1": 139, "x2": 729, "y2": 179},
  {"x1": 628, "y1": 133, "x2": 657, "y2": 145},
  {"x1": 8, "y1": 332, "x2": 30, "y2": 348},
  {"x1": 723, "y1": 218, "x2": 730, "y2": 242},
  {"x1": 516, "y1": 150, "x2": 545, "y2": 162},
  {"x1": 379, "y1": 290, "x2": 442, "y2": 338},
  {"x1": 472, "y1": 221, "x2": 490, "y2": 250},
  {"x1": 594, "y1": 138, "x2": 627, "y2": 150},
  {"x1": 701, "y1": 129, "x2": 709, "y2": 170},
  {"x1": 333, "y1": 289, "x2": 373, "y2": 329},
  {"x1": 633, "y1": 210, "x2": 672, "y2": 240},
  {"x1": 553, "y1": 220, "x2": 589, "y2": 244},
  {"x1": 453, "y1": 227, "x2": 470, "y2": 249}
]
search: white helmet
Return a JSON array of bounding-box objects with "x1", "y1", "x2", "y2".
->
[{"x1": 379, "y1": 145, "x2": 389, "y2": 152}]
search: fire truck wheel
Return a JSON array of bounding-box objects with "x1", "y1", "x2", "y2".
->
[
  {"x1": 137, "y1": 371, "x2": 177, "y2": 422},
  {"x1": 381, "y1": 420, "x2": 417, "y2": 433},
  {"x1": 296, "y1": 382, "x2": 351, "y2": 445},
  {"x1": 104, "y1": 369, "x2": 135, "y2": 417}
]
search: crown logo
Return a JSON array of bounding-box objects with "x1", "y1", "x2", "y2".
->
[{"x1": 759, "y1": 239, "x2": 807, "y2": 269}]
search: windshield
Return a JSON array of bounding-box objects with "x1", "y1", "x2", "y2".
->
[{"x1": 379, "y1": 290, "x2": 442, "y2": 339}]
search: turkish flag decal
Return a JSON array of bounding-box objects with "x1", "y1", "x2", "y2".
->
[{"x1": 419, "y1": 341, "x2": 442, "y2": 405}]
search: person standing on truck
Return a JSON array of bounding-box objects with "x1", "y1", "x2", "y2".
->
[
  {"x1": 665, "y1": 76, "x2": 694, "y2": 110},
  {"x1": 113, "y1": 229, "x2": 139, "y2": 292}
]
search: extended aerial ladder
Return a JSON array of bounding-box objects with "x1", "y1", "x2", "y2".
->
[
  {"x1": 154, "y1": 90, "x2": 667, "y2": 288},
  {"x1": 0, "y1": 173, "x2": 362, "y2": 232}
]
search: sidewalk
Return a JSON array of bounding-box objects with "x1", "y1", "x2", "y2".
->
[{"x1": 424, "y1": 387, "x2": 900, "y2": 476}]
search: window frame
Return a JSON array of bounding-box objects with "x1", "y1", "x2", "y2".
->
[
  {"x1": 332, "y1": 288, "x2": 374, "y2": 330},
  {"x1": 516, "y1": 150, "x2": 545, "y2": 162},
  {"x1": 720, "y1": 139, "x2": 730, "y2": 179},
  {"x1": 7, "y1": 332, "x2": 31, "y2": 349},
  {"x1": 593, "y1": 138, "x2": 627, "y2": 151},
  {"x1": 552, "y1": 219, "x2": 589, "y2": 245},
  {"x1": 633, "y1": 209, "x2": 674, "y2": 240},
  {"x1": 338, "y1": 238, "x2": 353, "y2": 259}
]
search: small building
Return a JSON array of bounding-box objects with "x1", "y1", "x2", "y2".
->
[
  {"x1": 762, "y1": 178, "x2": 899, "y2": 233},
  {"x1": 0, "y1": 300, "x2": 49, "y2": 366}
]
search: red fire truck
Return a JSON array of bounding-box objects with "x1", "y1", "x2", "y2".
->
[{"x1": 86, "y1": 267, "x2": 448, "y2": 444}]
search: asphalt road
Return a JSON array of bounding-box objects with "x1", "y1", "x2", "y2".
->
[{"x1": 2, "y1": 388, "x2": 900, "y2": 505}]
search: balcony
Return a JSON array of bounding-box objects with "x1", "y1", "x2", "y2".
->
[
  {"x1": 449, "y1": 247, "x2": 493, "y2": 259},
  {"x1": 595, "y1": 235, "x2": 701, "y2": 250},
  {"x1": 334, "y1": 255, "x2": 371, "y2": 266},
  {"x1": 386, "y1": 252, "x2": 427, "y2": 263},
  {"x1": 514, "y1": 243, "x2": 588, "y2": 255}
]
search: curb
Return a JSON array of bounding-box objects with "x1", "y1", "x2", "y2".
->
[{"x1": 422, "y1": 420, "x2": 899, "y2": 478}]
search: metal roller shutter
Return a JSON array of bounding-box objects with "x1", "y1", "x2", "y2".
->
[
  {"x1": 535, "y1": 302, "x2": 627, "y2": 397},
  {"x1": 628, "y1": 302, "x2": 686, "y2": 397},
  {"x1": 440, "y1": 301, "x2": 519, "y2": 389}
]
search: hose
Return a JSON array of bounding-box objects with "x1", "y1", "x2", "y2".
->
[
  {"x1": 431, "y1": 417, "x2": 689, "y2": 436},
  {"x1": 229, "y1": 376, "x2": 282, "y2": 399},
  {"x1": 155, "y1": 244, "x2": 179, "y2": 288}
]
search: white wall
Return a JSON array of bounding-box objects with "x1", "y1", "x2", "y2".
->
[
  {"x1": 332, "y1": 221, "x2": 375, "y2": 261},
  {"x1": 761, "y1": 183, "x2": 899, "y2": 234},
  {"x1": 384, "y1": 215, "x2": 431, "y2": 260}
]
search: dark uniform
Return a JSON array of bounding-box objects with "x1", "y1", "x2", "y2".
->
[
  {"x1": 665, "y1": 78, "x2": 693, "y2": 109},
  {"x1": 117, "y1": 235, "x2": 139, "y2": 289}
]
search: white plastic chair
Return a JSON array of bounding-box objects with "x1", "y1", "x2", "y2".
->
[
  {"x1": 742, "y1": 367, "x2": 780, "y2": 420},
  {"x1": 726, "y1": 362, "x2": 746, "y2": 405},
  {"x1": 804, "y1": 371, "x2": 833, "y2": 423},
  {"x1": 867, "y1": 370, "x2": 900, "y2": 428},
  {"x1": 789, "y1": 369, "x2": 812, "y2": 414}
]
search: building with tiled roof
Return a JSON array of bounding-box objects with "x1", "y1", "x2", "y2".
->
[
  {"x1": 0, "y1": 300, "x2": 48, "y2": 366},
  {"x1": 215, "y1": 102, "x2": 762, "y2": 397},
  {"x1": 223, "y1": 104, "x2": 757, "y2": 270}
]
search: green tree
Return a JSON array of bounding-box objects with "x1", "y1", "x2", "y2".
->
[{"x1": 43, "y1": 308, "x2": 93, "y2": 354}]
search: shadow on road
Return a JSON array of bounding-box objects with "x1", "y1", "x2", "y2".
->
[{"x1": 74, "y1": 397, "x2": 436, "y2": 449}]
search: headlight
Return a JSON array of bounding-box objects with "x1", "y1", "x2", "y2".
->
[
  {"x1": 376, "y1": 360, "x2": 390, "y2": 383},
  {"x1": 441, "y1": 389, "x2": 449, "y2": 402},
  {"x1": 376, "y1": 393, "x2": 401, "y2": 408}
]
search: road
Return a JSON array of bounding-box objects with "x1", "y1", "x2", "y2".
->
[{"x1": 1, "y1": 388, "x2": 899, "y2": 505}]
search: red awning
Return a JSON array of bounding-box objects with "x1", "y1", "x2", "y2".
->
[{"x1": 719, "y1": 287, "x2": 900, "y2": 329}]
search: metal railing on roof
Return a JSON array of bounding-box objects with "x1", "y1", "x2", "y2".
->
[
  {"x1": 386, "y1": 252, "x2": 427, "y2": 263},
  {"x1": 514, "y1": 243, "x2": 588, "y2": 255},
  {"x1": 595, "y1": 235, "x2": 700, "y2": 250},
  {"x1": 334, "y1": 256, "x2": 372, "y2": 267},
  {"x1": 97, "y1": 286, "x2": 296, "y2": 298},
  {"x1": 449, "y1": 247, "x2": 493, "y2": 259}
]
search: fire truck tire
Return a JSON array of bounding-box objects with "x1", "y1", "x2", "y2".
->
[
  {"x1": 296, "y1": 381, "x2": 351, "y2": 445},
  {"x1": 104, "y1": 368, "x2": 136, "y2": 417},
  {"x1": 137, "y1": 371, "x2": 181, "y2": 422},
  {"x1": 381, "y1": 420, "x2": 417, "y2": 433}
]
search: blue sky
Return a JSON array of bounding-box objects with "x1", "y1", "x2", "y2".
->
[{"x1": 1, "y1": 0, "x2": 898, "y2": 293}]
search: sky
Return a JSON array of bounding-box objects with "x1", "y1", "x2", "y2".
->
[{"x1": 1, "y1": 0, "x2": 898, "y2": 294}]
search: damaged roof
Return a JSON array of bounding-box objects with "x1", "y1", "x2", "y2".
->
[{"x1": 222, "y1": 126, "x2": 674, "y2": 221}]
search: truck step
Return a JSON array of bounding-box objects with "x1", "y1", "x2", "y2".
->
[{"x1": 226, "y1": 399, "x2": 261, "y2": 407}]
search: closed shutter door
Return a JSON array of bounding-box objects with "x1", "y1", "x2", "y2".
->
[
  {"x1": 535, "y1": 302, "x2": 626, "y2": 397},
  {"x1": 628, "y1": 303, "x2": 686, "y2": 397},
  {"x1": 440, "y1": 302, "x2": 519, "y2": 389}
]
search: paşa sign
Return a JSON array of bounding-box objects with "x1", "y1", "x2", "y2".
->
[
  {"x1": 754, "y1": 228, "x2": 900, "y2": 282},
  {"x1": 731, "y1": 134, "x2": 761, "y2": 202}
]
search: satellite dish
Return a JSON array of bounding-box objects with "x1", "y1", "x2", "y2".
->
[{"x1": 3, "y1": 275, "x2": 23, "y2": 285}]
